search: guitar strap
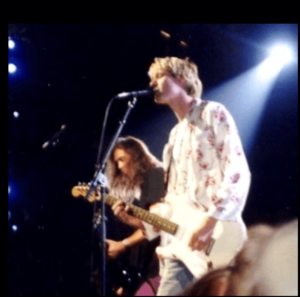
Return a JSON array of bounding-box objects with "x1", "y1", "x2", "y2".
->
[
  {"x1": 164, "y1": 154, "x2": 172, "y2": 198},
  {"x1": 163, "y1": 122, "x2": 180, "y2": 200}
]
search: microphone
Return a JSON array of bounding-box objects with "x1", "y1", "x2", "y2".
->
[{"x1": 115, "y1": 88, "x2": 154, "y2": 99}]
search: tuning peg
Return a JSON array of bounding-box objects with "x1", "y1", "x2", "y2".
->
[{"x1": 78, "y1": 182, "x2": 82, "y2": 186}]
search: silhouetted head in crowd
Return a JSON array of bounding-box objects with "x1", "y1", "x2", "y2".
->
[{"x1": 179, "y1": 219, "x2": 298, "y2": 296}]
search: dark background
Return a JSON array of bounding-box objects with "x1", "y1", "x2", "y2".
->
[{"x1": 8, "y1": 24, "x2": 298, "y2": 296}]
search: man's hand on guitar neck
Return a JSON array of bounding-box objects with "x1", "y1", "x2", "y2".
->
[
  {"x1": 189, "y1": 216, "x2": 218, "y2": 251},
  {"x1": 111, "y1": 200, "x2": 145, "y2": 230}
]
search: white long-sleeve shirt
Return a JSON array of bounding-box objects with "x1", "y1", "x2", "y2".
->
[
  {"x1": 143, "y1": 98, "x2": 251, "y2": 258},
  {"x1": 163, "y1": 97, "x2": 251, "y2": 222}
]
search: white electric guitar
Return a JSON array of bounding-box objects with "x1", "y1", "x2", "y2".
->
[{"x1": 72, "y1": 184, "x2": 247, "y2": 278}]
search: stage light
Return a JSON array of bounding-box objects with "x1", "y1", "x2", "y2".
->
[
  {"x1": 259, "y1": 44, "x2": 295, "y2": 80},
  {"x1": 8, "y1": 39, "x2": 15, "y2": 49},
  {"x1": 160, "y1": 30, "x2": 171, "y2": 39},
  {"x1": 269, "y1": 45, "x2": 294, "y2": 66},
  {"x1": 13, "y1": 111, "x2": 19, "y2": 118},
  {"x1": 8, "y1": 182, "x2": 18, "y2": 204},
  {"x1": 12, "y1": 225, "x2": 18, "y2": 231},
  {"x1": 8, "y1": 63, "x2": 17, "y2": 73}
]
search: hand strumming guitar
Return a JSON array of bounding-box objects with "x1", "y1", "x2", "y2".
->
[{"x1": 189, "y1": 216, "x2": 218, "y2": 251}]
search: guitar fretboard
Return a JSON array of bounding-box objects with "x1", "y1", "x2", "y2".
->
[
  {"x1": 72, "y1": 186, "x2": 215, "y2": 255},
  {"x1": 105, "y1": 195, "x2": 214, "y2": 255},
  {"x1": 105, "y1": 195, "x2": 178, "y2": 235}
]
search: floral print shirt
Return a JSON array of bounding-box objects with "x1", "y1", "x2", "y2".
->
[{"x1": 163, "y1": 98, "x2": 251, "y2": 221}]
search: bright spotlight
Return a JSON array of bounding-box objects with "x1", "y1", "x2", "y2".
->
[
  {"x1": 258, "y1": 44, "x2": 294, "y2": 80},
  {"x1": 8, "y1": 39, "x2": 15, "y2": 49},
  {"x1": 8, "y1": 63, "x2": 17, "y2": 73},
  {"x1": 13, "y1": 111, "x2": 19, "y2": 118},
  {"x1": 269, "y1": 45, "x2": 294, "y2": 66},
  {"x1": 12, "y1": 225, "x2": 18, "y2": 231}
]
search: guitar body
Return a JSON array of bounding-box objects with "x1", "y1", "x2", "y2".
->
[
  {"x1": 71, "y1": 185, "x2": 247, "y2": 279},
  {"x1": 155, "y1": 195, "x2": 247, "y2": 278}
]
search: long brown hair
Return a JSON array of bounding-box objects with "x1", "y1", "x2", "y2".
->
[{"x1": 105, "y1": 136, "x2": 162, "y2": 192}]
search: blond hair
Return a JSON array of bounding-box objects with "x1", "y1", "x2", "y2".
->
[{"x1": 150, "y1": 57, "x2": 203, "y2": 98}]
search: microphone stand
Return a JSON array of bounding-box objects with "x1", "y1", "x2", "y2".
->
[{"x1": 85, "y1": 96, "x2": 137, "y2": 296}]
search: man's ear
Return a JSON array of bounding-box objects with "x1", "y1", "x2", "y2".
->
[{"x1": 175, "y1": 76, "x2": 185, "y2": 89}]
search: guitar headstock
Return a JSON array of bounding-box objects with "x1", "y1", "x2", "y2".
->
[{"x1": 71, "y1": 182, "x2": 101, "y2": 202}]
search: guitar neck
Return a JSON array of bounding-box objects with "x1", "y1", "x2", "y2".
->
[
  {"x1": 72, "y1": 185, "x2": 215, "y2": 256},
  {"x1": 105, "y1": 195, "x2": 178, "y2": 235},
  {"x1": 105, "y1": 195, "x2": 213, "y2": 255}
]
